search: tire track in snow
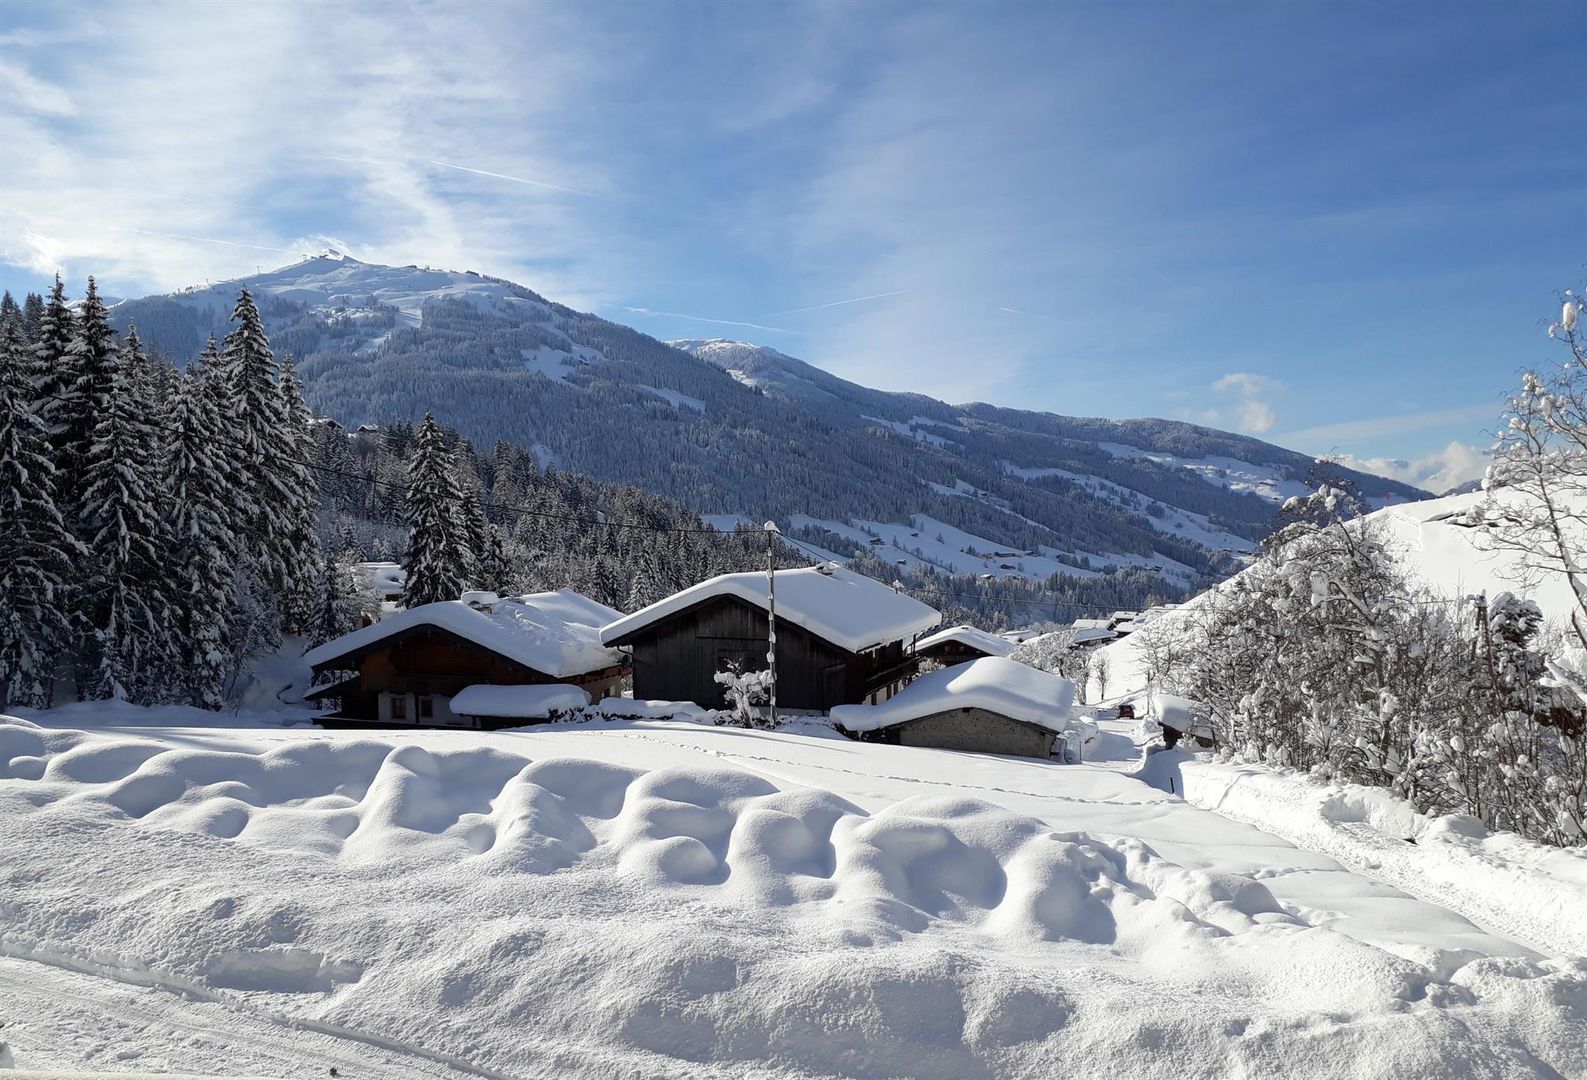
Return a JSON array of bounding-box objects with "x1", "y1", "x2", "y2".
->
[{"x1": 0, "y1": 939, "x2": 524, "y2": 1080}]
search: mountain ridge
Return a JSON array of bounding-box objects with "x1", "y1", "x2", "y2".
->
[{"x1": 106, "y1": 255, "x2": 1428, "y2": 595}]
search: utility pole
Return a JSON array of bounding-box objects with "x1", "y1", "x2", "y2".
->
[{"x1": 765, "y1": 520, "x2": 779, "y2": 726}]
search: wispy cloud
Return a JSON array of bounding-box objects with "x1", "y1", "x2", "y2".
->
[
  {"x1": 617, "y1": 306, "x2": 795, "y2": 335},
  {"x1": 769, "y1": 290, "x2": 908, "y2": 316},
  {"x1": 1279, "y1": 403, "x2": 1500, "y2": 446},
  {"x1": 427, "y1": 159, "x2": 604, "y2": 199},
  {"x1": 92, "y1": 224, "x2": 312, "y2": 256}
]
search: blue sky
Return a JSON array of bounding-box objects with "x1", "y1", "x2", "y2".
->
[{"x1": 1, "y1": 2, "x2": 1582, "y2": 489}]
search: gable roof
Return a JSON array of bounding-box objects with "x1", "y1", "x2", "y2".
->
[
  {"x1": 601, "y1": 564, "x2": 940, "y2": 654},
  {"x1": 831, "y1": 656, "x2": 1076, "y2": 733},
  {"x1": 303, "y1": 589, "x2": 626, "y2": 678},
  {"x1": 912, "y1": 624, "x2": 1016, "y2": 658}
]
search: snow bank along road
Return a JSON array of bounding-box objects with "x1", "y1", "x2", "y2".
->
[{"x1": 1, "y1": 712, "x2": 1583, "y2": 1079}]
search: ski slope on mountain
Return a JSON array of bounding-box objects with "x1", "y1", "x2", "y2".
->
[{"x1": 2, "y1": 708, "x2": 1582, "y2": 1079}]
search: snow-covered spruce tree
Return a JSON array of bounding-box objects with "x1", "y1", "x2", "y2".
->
[
  {"x1": 29, "y1": 276, "x2": 75, "y2": 434},
  {"x1": 453, "y1": 464, "x2": 491, "y2": 586},
  {"x1": 56, "y1": 276, "x2": 119, "y2": 527},
  {"x1": 274, "y1": 357, "x2": 322, "y2": 632},
  {"x1": 20, "y1": 291, "x2": 45, "y2": 345},
  {"x1": 402, "y1": 413, "x2": 471, "y2": 607},
  {"x1": 0, "y1": 304, "x2": 83, "y2": 707},
  {"x1": 308, "y1": 550, "x2": 354, "y2": 648},
  {"x1": 164, "y1": 368, "x2": 237, "y2": 709},
  {"x1": 216, "y1": 291, "x2": 317, "y2": 633},
  {"x1": 77, "y1": 326, "x2": 172, "y2": 701}
]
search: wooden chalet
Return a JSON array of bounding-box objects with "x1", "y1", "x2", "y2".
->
[
  {"x1": 911, "y1": 624, "x2": 1017, "y2": 665},
  {"x1": 600, "y1": 564, "x2": 941, "y2": 713},
  {"x1": 303, "y1": 590, "x2": 628, "y2": 728}
]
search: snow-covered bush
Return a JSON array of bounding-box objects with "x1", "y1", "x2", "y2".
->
[
  {"x1": 1145, "y1": 476, "x2": 1587, "y2": 847},
  {"x1": 714, "y1": 659, "x2": 772, "y2": 728}
]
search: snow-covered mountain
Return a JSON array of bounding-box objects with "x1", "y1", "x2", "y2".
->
[{"x1": 111, "y1": 254, "x2": 1428, "y2": 595}]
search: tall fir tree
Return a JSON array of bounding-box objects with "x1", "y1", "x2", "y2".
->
[
  {"x1": 30, "y1": 276, "x2": 76, "y2": 438},
  {"x1": 164, "y1": 369, "x2": 236, "y2": 708},
  {"x1": 217, "y1": 291, "x2": 318, "y2": 636},
  {"x1": 402, "y1": 413, "x2": 470, "y2": 607},
  {"x1": 20, "y1": 292, "x2": 45, "y2": 345},
  {"x1": 275, "y1": 356, "x2": 322, "y2": 631},
  {"x1": 0, "y1": 304, "x2": 82, "y2": 707},
  {"x1": 56, "y1": 276, "x2": 118, "y2": 528},
  {"x1": 77, "y1": 325, "x2": 171, "y2": 701}
]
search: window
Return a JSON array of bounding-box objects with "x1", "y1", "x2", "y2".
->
[
  {"x1": 386, "y1": 693, "x2": 409, "y2": 722},
  {"x1": 417, "y1": 695, "x2": 434, "y2": 721}
]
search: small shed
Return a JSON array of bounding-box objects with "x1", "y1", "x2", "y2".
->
[
  {"x1": 911, "y1": 624, "x2": 1017, "y2": 665},
  {"x1": 303, "y1": 589, "x2": 628, "y2": 727},
  {"x1": 601, "y1": 564, "x2": 941, "y2": 712},
  {"x1": 831, "y1": 657, "x2": 1077, "y2": 759}
]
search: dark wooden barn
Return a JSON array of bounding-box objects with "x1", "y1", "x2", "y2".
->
[{"x1": 601, "y1": 565, "x2": 941, "y2": 713}]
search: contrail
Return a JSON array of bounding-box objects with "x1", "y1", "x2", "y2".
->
[
  {"x1": 619, "y1": 306, "x2": 795, "y2": 335},
  {"x1": 429, "y1": 159, "x2": 601, "y2": 198},
  {"x1": 96, "y1": 225, "x2": 308, "y2": 256},
  {"x1": 769, "y1": 289, "x2": 908, "y2": 316}
]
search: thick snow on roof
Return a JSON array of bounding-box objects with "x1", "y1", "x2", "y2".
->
[
  {"x1": 601, "y1": 564, "x2": 940, "y2": 653},
  {"x1": 912, "y1": 624, "x2": 1016, "y2": 657},
  {"x1": 450, "y1": 683, "x2": 590, "y2": 719},
  {"x1": 303, "y1": 589, "x2": 625, "y2": 677},
  {"x1": 832, "y1": 657, "x2": 1076, "y2": 733}
]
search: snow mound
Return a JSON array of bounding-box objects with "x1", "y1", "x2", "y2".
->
[
  {"x1": 5, "y1": 714, "x2": 1585, "y2": 1078},
  {"x1": 450, "y1": 683, "x2": 590, "y2": 720}
]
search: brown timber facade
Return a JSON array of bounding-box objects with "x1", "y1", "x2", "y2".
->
[
  {"x1": 607, "y1": 594, "x2": 915, "y2": 712},
  {"x1": 306, "y1": 625, "x2": 627, "y2": 727}
]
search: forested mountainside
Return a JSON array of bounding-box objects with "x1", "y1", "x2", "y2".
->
[{"x1": 109, "y1": 253, "x2": 1426, "y2": 599}]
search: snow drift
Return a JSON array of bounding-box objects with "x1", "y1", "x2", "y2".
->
[{"x1": 3, "y1": 712, "x2": 1585, "y2": 1078}]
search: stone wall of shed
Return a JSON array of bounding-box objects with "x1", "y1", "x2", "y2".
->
[{"x1": 894, "y1": 707, "x2": 1055, "y2": 759}]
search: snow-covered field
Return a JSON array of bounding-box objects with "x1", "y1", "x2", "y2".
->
[{"x1": 2, "y1": 706, "x2": 1583, "y2": 1078}]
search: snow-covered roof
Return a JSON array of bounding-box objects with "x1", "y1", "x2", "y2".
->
[
  {"x1": 1149, "y1": 693, "x2": 1214, "y2": 738},
  {"x1": 303, "y1": 589, "x2": 626, "y2": 677},
  {"x1": 356, "y1": 561, "x2": 406, "y2": 598},
  {"x1": 1071, "y1": 618, "x2": 1112, "y2": 632},
  {"x1": 1071, "y1": 626, "x2": 1117, "y2": 645},
  {"x1": 912, "y1": 624, "x2": 1016, "y2": 658},
  {"x1": 450, "y1": 683, "x2": 590, "y2": 719},
  {"x1": 831, "y1": 657, "x2": 1076, "y2": 734},
  {"x1": 601, "y1": 564, "x2": 940, "y2": 653}
]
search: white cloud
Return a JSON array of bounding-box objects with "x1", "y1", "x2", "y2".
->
[
  {"x1": 1335, "y1": 441, "x2": 1488, "y2": 494},
  {"x1": 1205, "y1": 370, "x2": 1283, "y2": 434}
]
